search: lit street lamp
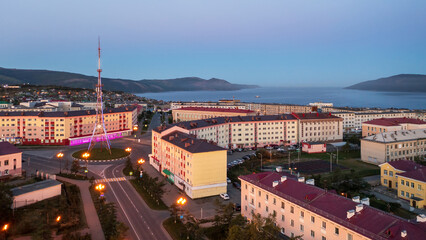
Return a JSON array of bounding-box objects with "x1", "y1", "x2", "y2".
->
[
  {"x1": 82, "y1": 152, "x2": 90, "y2": 177},
  {"x1": 2, "y1": 224, "x2": 8, "y2": 231},
  {"x1": 56, "y1": 152, "x2": 64, "y2": 174},
  {"x1": 125, "y1": 147, "x2": 132, "y2": 153},
  {"x1": 56, "y1": 216, "x2": 61, "y2": 222},
  {"x1": 137, "y1": 158, "x2": 145, "y2": 164},
  {"x1": 95, "y1": 183, "x2": 105, "y2": 191},
  {"x1": 175, "y1": 197, "x2": 187, "y2": 223}
]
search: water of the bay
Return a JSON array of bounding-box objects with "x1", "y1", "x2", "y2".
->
[{"x1": 136, "y1": 87, "x2": 426, "y2": 110}]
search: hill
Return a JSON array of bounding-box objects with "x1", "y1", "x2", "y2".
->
[
  {"x1": 345, "y1": 74, "x2": 426, "y2": 92},
  {"x1": 0, "y1": 67, "x2": 257, "y2": 93}
]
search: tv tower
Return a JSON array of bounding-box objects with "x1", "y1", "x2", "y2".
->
[{"x1": 88, "y1": 38, "x2": 112, "y2": 154}]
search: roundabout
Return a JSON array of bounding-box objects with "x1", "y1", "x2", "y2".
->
[{"x1": 72, "y1": 147, "x2": 131, "y2": 161}]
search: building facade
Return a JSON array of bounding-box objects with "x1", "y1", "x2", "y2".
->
[
  {"x1": 240, "y1": 171, "x2": 426, "y2": 240},
  {"x1": 150, "y1": 131, "x2": 227, "y2": 199},
  {"x1": 361, "y1": 129, "x2": 426, "y2": 165},
  {"x1": 0, "y1": 106, "x2": 137, "y2": 146},
  {"x1": 296, "y1": 113, "x2": 343, "y2": 143},
  {"x1": 362, "y1": 118, "x2": 426, "y2": 137},
  {"x1": 0, "y1": 142, "x2": 22, "y2": 178},
  {"x1": 172, "y1": 107, "x2": 255, "y2": 122}
]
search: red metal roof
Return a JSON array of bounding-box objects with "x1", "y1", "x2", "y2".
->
[
  {"x1": 397, "y1": 167, "x2": 426, "y2": 183},
  {"x1": 383, "y1": 160, "x2": 424, "y2": 172},
  {"x1": 292, "y1": 112, "x2": 342, "y2": 120},
  {"x1": 0, "y1": 142, "x2": 22, "y2": 155},
  {"x1": 174, "y1": 107, "x2": 254, "y2": 113},
  {"x1": 240, "y1": 172, "x2": 426, "y2": 240},
  {"x1": 364, "y1": 118, "x2": 426, "y2": 127}
]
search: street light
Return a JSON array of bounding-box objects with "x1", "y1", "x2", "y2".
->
[
  {"x1": 56, "y1": 152, "x2": 64, "y2": 174},
  {"x1": 257, "y1": 153, "x2": 263, "y2": 171},
  {"x1": 56, "y1": 216, "x2": 61, "y2": 222},
  {"x1": 2, "y1": 224, "x2": 8, "y2": 231},
  {"x1": 82, "y1": 152, "x2": 90, "y2": 177},
  {"x1": 95, "y1": 183, "x2": 105, "y2": 191},
  {"x1": 175, "y1": 197, "x2": 187, "y2": 223},
  {"x1": 137, "y1": 158, "x2": 145, "y2": 164},
  {"x1": 133, "y1": 126, "x2": 138, "y2": 131},
  {"x1": 289, "y1": 167, "x2": 297, "y2": 175},
  {"x1": 125, "y1": 147, "x2": 132, "y2": 153}
]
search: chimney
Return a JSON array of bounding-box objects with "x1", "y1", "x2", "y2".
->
[
  {"x1": 306, "y1": 179, "x2": 315, "y2": 185},
  {"x1": 272, "y1": 180, "x2": 279, "y2": 187},
  {"x1": 401, "y1": 230, "x2": 407, "y2": 238},
  {"x1": 355, "y1": 204, "x2": 363, "y2": 213},
  {"x1": 361, "y1": 197, "x2": 370, "y2": 206},
  {"x1": 417, "y1": 214, "x2": 426, "y2": 222},
  {"x1": 281, "y1": 176, "x2": 287, "y2": 182},
  {"x1": 347, "y1": 209, "x2": 355, "y2": 219},
  {"x1": 276, "y1": 166, "x2": 282, "y2": 172},
  {"x1": 298, "y1": 177, "x2": 305, "y2": 183},
  {"x1": 352, "y1": 196, "x2": 360, "y2": 203},
  {"x1": 185, "y1": 143, "x2": 190, "y2": 148}
]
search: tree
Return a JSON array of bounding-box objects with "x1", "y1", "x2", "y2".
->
[
  {"x1": 227, "y1": 225, "x2": 246, "y2": 240},
  {"x1": 70, "y1": 160, "x2": 81, "y2": 175},
  {"x1": 0, "y1": 183, "x2": 12, "y2": 224}
]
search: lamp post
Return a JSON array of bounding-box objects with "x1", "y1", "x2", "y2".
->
[
  {"x1": 82, "y1": 152, "x2": 90, "y2": 177},
  {"x1": 56, "y1": 152, "x2": 64, "y2": 174},
  {"x1": 176, "y1": 197, "x2": 187, "y2": 223},
  {"x1": 125, "y1": 147, "x2": 132, "y2": 153},
  {"x1": 257, "y1": 153, "x2": 263, "y2": 171},
  {"x1": 2, "y1": 223, "x2": 9, "y2": 240},
  {"x1": 327, "y1": 153, "x2": 335, "y2": 172}
]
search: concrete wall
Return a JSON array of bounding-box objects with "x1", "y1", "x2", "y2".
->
[{"x1": 13, "y1": 184, "x2": 62, "y2": 208}]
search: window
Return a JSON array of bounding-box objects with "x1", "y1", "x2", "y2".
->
[
  {"x1": 348, "y1": 233, "x2": 353, "y2": 240},
  {"x1": 266, "y1": 206, "x2": 269, "y2": 212},
  {"x1": 280, "y1": 228, "x2": 285, "y2": 234},
  {"x1": 290, "y1": 220, "x2": 294, "y2": 227},
  {"x1": 322, "y1": 237, "x2": 327, "y2": 240},
  {"x1": 406, "y1": 192, "x2": 409, "y2": 197},
  {"x1": 418, "y1": 184, "x2": 422, "y2": 190},
  {"x1": 290, "y1": 206, "x2": 294, "y2": 213},
  {"x1": 384, "y1": 179, "x2": 388, "y2": 184},
  {"x1": 300, "y1": 225, "x2": 304, "y2": 232},
  {"x1": 311, "y1": 230, "x2": 315, "y2": 237},
  {"x1": 401, "y1": 180, "x2": 404, "y2": 185},
  {"x1": 311, "y1": 216, "x2": 315, "y2": 223},
  {"x1": 401, "y1": 190, "x2": 404, "y2": 196},
  {"x1": 411, "y1": 182, "x2": 414, "y2": 188},
  {"x1": 406, "y1": 181, "x2": 409, "y2": 186},
  {"x1": 281, "y1": 215, "x2": 285, "y2": 221},
  {"x1": 300, "y1": 211, "x2": 304, "y2": 218},
  {"x1": 4, "y1": 160, "x2": 8, "y2": 166},
  {"x1": 266, "y1": 194, "x2": 269, "y2": 201},
  {"x1": 389, "y1": 171, "x2": 393, "y2": 177},
  {"x1": 322, "y1": 221, "x2": 326, "y2": 229},
  {"x1": 384, "y1": 170, "x2": 388, "y2": 175},
  {"x1": 281, "y1": 202, "x2": 285, "y2": 209},
  {"x1": 335, "y1": 227, "x2": 339, "y2": 235},
  {"x1": 258, "y1": 191, "x2": 261, "y2": 196},
  {"x1": 273, "y1": 198, "x2": 276, "y2": 205}
]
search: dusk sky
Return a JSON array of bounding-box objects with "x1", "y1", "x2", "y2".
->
[{"x1": 1, "y1": 1, "x2": 425, "y2": 87}]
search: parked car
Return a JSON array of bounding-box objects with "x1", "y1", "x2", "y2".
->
[
  {"x1": 265, "y1": 146, "x2": 273, "y2": 150},
  {"x1": 232, "y1": 182, "x2": 241, "y2": 190},
  {"x1": 277, "y1": 147, "x2": 286, "y2": 152},
  {"x1": 236, "y1": 148, "x2": 244, "y2": 152},
  {"x1": 220, "y1": 193, "x2": 230, "y2": 200},
  {"x1": 288, "y1": 146, "x2": 296, "y2": 151},
  {"x1": 234, "y1": 203, "x2": 241, "y2": 211},
  {"x1": 227, "y1": 178, "x2": 231, "y2": 184},
  {"x1": 237, "y1": 159, "x2": 244, "y2": 164},
  {"x1": 242, "y1": 155, "x2": 250, "y2": 160},
  {"x1": 227, "y1": 150, "x2": 233, "y2": 155}
]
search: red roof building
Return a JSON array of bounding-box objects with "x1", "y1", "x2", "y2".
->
[
  {"x1": 172, "y1": 107, "x2": 255, "y2": 122},
  {"x1": 362, "y1": 117, "x2": 426, "y2": 137}
]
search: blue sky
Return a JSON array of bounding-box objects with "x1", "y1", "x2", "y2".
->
[{"x1": 1, "y1": 1, "x2": 425, "y2": 87}]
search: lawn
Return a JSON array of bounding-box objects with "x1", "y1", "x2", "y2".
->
[
  {"x1": 72, "y1": 148, "x2": 130, "y2": 160},
  {"x1": 129, "y1": 179, "x2": 168, "y2": 210},
  {"x1": 163, "y1": 217, "x2": 188, "y2": 240}
]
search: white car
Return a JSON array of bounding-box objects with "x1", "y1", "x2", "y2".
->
[
  {"x1": 220, "y1": 193, "x2": 230, "y2": 200},
  {"x1": 227, "y1": 178, "x2": 232, "y2": 184}
]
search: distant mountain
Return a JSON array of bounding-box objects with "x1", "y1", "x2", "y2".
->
[
  {"x1": 346, "y1": 74, "x2": 426, "y2": 92},
  {"x1": 0, "y1": 67, "x2": 258, "y2": 93}
]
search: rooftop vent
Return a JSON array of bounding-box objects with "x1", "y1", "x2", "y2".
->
[
  {"x1": 352, "y1": 196, "x2": 360, "y2": 203},
  {"x1": 355, "y1": 204, "x2": 363, "y2": 213},
  {"x1": 347, "y1": 209, "x2": 355, "y2": 219},
  {"x1": 401, "y1": 230, "x2": 407, "y2": 238},
  {"x1": 281, "y1": 176, "x2": 287, "y2": 182},
  {"x1": 272, "y1": 180, "x2": 279, "y2": 188},
  {"x1": 276, "y1": 166, "x2": 282, "y2": 172},
  {"x1": 417, "y1": 214, "x2": 426, "y2": 223},
  {"x1": 306, "y1": 179, "x2": 315, "y2": 185},
  {"x1": 298, "y1": 177, "x2": 305, "y2": 183},
  {"x1": 361, "y1": 197, "x2": 370, "y2": 206}
]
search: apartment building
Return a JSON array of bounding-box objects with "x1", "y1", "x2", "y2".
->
[
  {"x1": 172, "y1": 107, "x2": 255, "y2": 122},
  {"x1": 150, "y1": 131, "x2": 227, "y2": 199},
  {"x1": 397, "y1": 167, "x2": 426, "y2": 209},
  {"x1": 378, "y1": 160, "x2": 423, "y2": 190},
  {"x1": 0, "y1": 106, "x2": 137, "y2": 146},
  {"x1": 362, "y1": 118, "x2": 426, "y2": 137},
  {"x1": 296, "y1": 113, "x2": 343, "y2": 143},
  {"x1": 361, "y1": 129, "x2": 426, "y2": 165},
  {"x1": 240, "y1": 171, "x2": 426, "y2": 240},
  {"x1": 0, "y1": 142, "x2": 22, "y2": 178},
  {"x1": 170, "y1": 101, "x2": 246, "y2": 110},
  {"x1": 332, "y1": 112, "x2": 356, "y2": 132}
]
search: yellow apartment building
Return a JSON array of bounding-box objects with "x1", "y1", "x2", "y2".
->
[
  {"x1": 397, "y1": 167, "x2": 426, "y2": 209},
  {"x1": 240, "y1": 171, "x2": 426, "y2": 240},
  {"x1": 378, "y1": 160, "x2": 423, "y2": 190},
  {"x1": 150, "y1": 131, "x2": 227, "y2": 199}
]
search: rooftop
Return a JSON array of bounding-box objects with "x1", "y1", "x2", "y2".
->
[
  {"x1": 0, "y1": 106, "x2": 136, "y2": 118},
  {"x1": 292, "y1": 112, "x2": 342, "y2": 120},
  {"x1": 397, "y1": 167, "x2": 426, "y2": 183},
  {"x1": 0, "y1": 142, "x2": 22, "y2": 155},
  {"x1": 364, "y1": 118, "x2": 426, "y2": 127},
  {"x1": 161, "y1": 131, "x2": 225, "y2": 153},
  {"x1": 379, "y1": 160, "x2": 424, "y2": 172},
  {"x1": 363, "y1": 129, "x2": 426, "y2": 143},
  {"x1": 11, "y1": 179, "x2": 62, "y2": 196},
  {"x1": 240, "y1": 172, "x2": 426, "y2": 240},
  {"x1": 154, "y1": 114, "x2": 298, "y2": 133},
  {"x1": 174, "y1": 107, "x2": 254, "y2": 113}
]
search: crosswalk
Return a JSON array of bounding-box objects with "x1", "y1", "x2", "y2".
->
[{"x1": 94, "y1": 177, "x2": 127, "y2": 183}]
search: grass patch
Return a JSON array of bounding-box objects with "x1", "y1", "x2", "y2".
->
[
  {"x1": 10, "y1": 182, "x2": 86, "y2": 238},
  {"x1": 129, "y1": 179, "x2": 168, "y2": 210},
  {"x1": 163, "y1": 217, "x2": 188, "y2": 240},
  {"x1": 72, "y1": 148, "x2": 130, "y2": 160},
  {"x1": 57, "y1": 173, "x2": 88, "y2": 180},
  {"x1": 370, "y1": 198, "x2": 416, "y2": 219}
]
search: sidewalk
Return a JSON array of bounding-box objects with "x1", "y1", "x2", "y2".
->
[
  {"x1": 56, "y1": 176, "x2": 105, "y2": 240},
  {"x1": 369, "y1": 186, "x2": 426, "y2": 215}
]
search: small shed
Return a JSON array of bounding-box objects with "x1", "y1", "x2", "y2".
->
[
  {"x1": 302, "y1": 142, "x2": 326, "y2": 154},
  {"x1": 11, "y1": 179, "x2": 62, "y2": 208}
]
